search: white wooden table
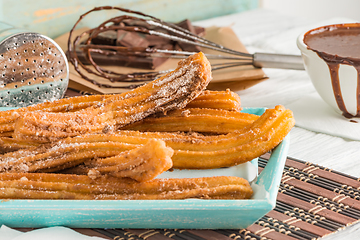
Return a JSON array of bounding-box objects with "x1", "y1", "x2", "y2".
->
[{"x1": 196, "y1": 8, "x2": 360, "y2": 239}]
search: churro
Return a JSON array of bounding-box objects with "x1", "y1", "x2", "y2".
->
[
  {"x1": 121, "y1": 108, "x2": 259, "y2": 133},
  {"x1": 185, "y1": 89, "x2": 242, "y2": 111},
  {"x1": 0, "y1": 89, "x2": 244, "y2": 152},
  {"x1": 0, "y1": 137, "x2": 173, "y2": 180},
  {"x1": 61, "y1": 139, "x2": 173, "y2": 182},
  {"x1": 0, "y1": 173, "x2": 253, "y2": 200},
  {"x1": 1, "y1": 105, "x2": 294, "y2": 170},
  {"x1": 12, "y1": 52, "x2": 212, "y2": 142},
  {"x1": 0, "y1": 137, "x2": 40, "y2": 153},
  {"x1": 0, "y1": 94, "x2": 110, "y2": 133},
  {"x1": 0, "y1": 89, "x2": 239, "y2": 138}
]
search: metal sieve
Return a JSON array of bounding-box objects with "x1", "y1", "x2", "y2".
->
[{"x1": 0, "y1": 22, "x2": 69, "y2": 107}]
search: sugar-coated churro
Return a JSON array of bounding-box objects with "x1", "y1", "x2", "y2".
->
[
  {"x1": 185, "y1": 89, "x2": 242, "y2": 111},
  {"x1": 121, "y1": 108, "x2": 259, "y2": 133},
  {"x1": 0, "y1": 105, "x2": 294, "y2": 170},
  {"x1": 61, "y1": 139, "x2": 173, "y2": 182},
  {"x1": 12, "y1": 52, "x2": 212, "y2": 142},
  {"x1": 0, "y1": 173, "x2": 253, "y2": 200},
  {"x1": 0, "y1": 94, "x2": 110, "y2": 133},
  {"x1": 0, "y1": 89, "x2": 242, "y2": 152},
  {"x1": 0, "y1": 137, "x2": 173, "y2": 181},
  {"x1": 0, "y1": 90, "x2": 240, "y2": 137},
  {"x1": 0, "y1": 137, "x2": 40, "y2": 154}
]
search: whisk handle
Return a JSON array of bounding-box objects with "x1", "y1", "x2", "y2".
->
[{"x1": 253, "y1": 52, "x2": 305, "y2": 70}]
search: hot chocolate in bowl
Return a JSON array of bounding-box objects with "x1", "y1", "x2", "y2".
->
[{"x1": 297, "y1": 23, "x2": 360, "y2": 118}]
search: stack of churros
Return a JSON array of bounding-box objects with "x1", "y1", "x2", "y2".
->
[{"x1": 0, "y1": 52, "x2": 295, "y2": 200}]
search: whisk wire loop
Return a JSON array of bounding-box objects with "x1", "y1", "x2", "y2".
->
[{"x1": 68, "y1": 6, "x2": 304, "y2": 89}]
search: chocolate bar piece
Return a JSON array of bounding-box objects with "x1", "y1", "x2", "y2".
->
[
  {"x1": 84, "y1": 31, "x2": 166, "y2": 69},
  {"x1": 116, "y1": 30, "x2": 150, "y2": 48},
  {"x1": 194, "y1": 25, "x2": 206, "y2": 37},
  {"x1": 91, "y1": 30, "x2": 117, "y2": 46},
  {"x1": 84, "y1": 18, "x2": 205, "y2": 69},
  {"x1": 175, "y1": 19, "x2": 204, "y2": 52},
  {"x1": 71, "y1": 48, "x2": 168, "y2": 70},
  {"x1": 145, "y1": 34, "x2": 173, "y2": 47}
]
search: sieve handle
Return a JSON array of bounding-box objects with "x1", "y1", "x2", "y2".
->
[{"x1": 253, "y1": 52, "x2": 305, "y2": 70}]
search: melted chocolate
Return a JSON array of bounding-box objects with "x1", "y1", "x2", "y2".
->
[{"x1": 304, "y1": 24, "x2": 360, "y2": 118}]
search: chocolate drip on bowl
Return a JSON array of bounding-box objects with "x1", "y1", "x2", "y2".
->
[
  {"x1": 304, "y1": 23, "x2": 360, "y2": 118},
  {"x1": 315, "y1": 52, "x2": 360, "y2": 118},
  {"x1": 325, "y1": 59, "x2": 360, "y2": 118}
]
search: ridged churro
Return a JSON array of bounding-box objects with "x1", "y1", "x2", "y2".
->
[
  {"x1": 185, "y1": 89, "x2": 241, "y2": 111},
  {"x1": 12, "y1": 52, "x2": 212, "y2": 142},
  {"x1": 0, "y1": 173, "x2": 253, "y2": 200},
  {"x1": 0, "y1": 90, "x2": 240, "y2": 137},
  {"x1": 0, "y1": 94, "x2": 110, "y2": 134},
  {"x1": 0, "y1": 137, "x2": 40, "y2": 153},
  {"x1": 0, "y1": 108, "x2": 258, "y2": 154},
  {"x1": 121, "y1": 108, "x2": 259, "y2": 133},
  {"x1": 61, "y1": 139, "x2": 173, "y2": 182},
  {"x1": 0, "y1": 105, "x2": 294, "y2": 170},
  {"x1": 83, "y1": 105, "x2": 295, "y2": 169},
  {"x1": 0, "y1": 90, "x2": 242, "y2": 152},
  {"x1": 0, "y1": 137, "x2": 173, "y2": 180}
]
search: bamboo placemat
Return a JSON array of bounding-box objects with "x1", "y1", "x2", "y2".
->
[{"x1": 78, "y1": 153, "x2": 360, "y2": 240}]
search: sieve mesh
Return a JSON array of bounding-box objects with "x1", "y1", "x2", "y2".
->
[{"x1": 0, "y1": 32, "x2": 69, "y2": 107}]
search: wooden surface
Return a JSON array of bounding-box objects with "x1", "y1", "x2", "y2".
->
[{"x1": 0, "y1": 0, "x2": 258, "y2": 38}]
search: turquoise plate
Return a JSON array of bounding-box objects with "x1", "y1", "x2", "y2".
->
[{"x1": 0, "y1": 107, "x2": 289, "y2": 229}]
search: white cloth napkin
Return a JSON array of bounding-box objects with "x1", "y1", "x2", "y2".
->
[
  {"x1": 0, "y1": 225, "x2": 107, "y2": 240},
  {"x1": 286, "y1": 93, "x2": 360, "y2": 141}
]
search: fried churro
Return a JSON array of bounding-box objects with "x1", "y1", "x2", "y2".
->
[
  {"x1": 0, "y1": 90, "x2": 241, "y2": 140},
  {"x1": 185, "y1": 89, "x2": 242, "y2": 111},
  {"x1": 62, "y1": 139, "x2": 173, "y2": 182},
  {"x1": 0, "y1": 105, "x2": 294, "y2": 170},
  {"x1": 121, "y1": 108, "x2": 259, "y2": 133},
  {"x1": 89, "y1": 105, "x2": 295, "y2": 169},
  {"x1": 0, "y1": 94, "x2": 110, "y2": 134},
  {"x1": 0, "y1": 137, "x2": 40, "y2": 154},
  {"x1": 12, "y1": 52, "x2": 212, "y2": 142},
  {"x1": 0, "y1": 173, "x2": 253, "y2": 200},
  {"x1": 0, "y1": 137, "x2": 172, "y2": 181},
  {"x1": 0, "y1": 89, "x2": 240, "y2": 138}
]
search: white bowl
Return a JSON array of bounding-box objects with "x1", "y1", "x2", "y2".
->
[{"x1": 297, "y1": 24, "x2": 360, "y2": 118}]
